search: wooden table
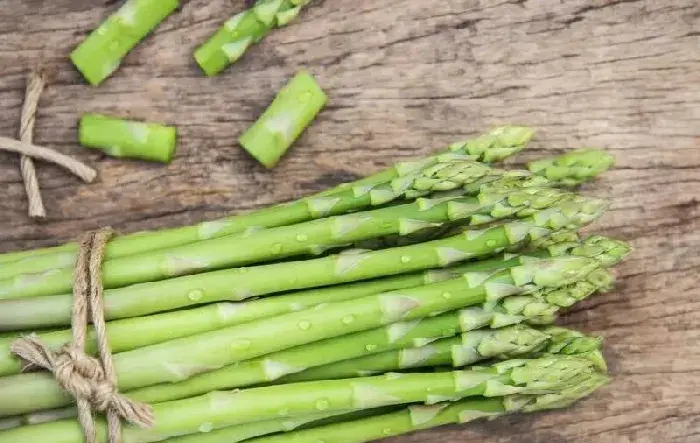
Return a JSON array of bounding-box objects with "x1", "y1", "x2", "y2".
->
[{"x1": 1, "y1": 1, "x2": 698, "y2": 442}]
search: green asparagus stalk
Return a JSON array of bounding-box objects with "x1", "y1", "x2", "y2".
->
[
  {"x1": 0, "y1": 355, "x2": 599, "y2": 443},
  {"x1": 528, "y1": 148, "x2": 615, "y2": 187},
  {"x1": 318, "y1": 126, "x2": 535, "y2": 198},
  {"x1": 240, "y1": 373, "x2": 610, "y2": 443},
  {"x1": 0, "y1": 236, "x2": 623, "y2": 381},
  {"x1": 0, "y1": 255, "x2": 600, "y2": 415},
  {"x1": 70, "y1": 0, "x2": 180, "y2": 85},
  {"x1": 78, "y1": 114, "x2": 177, "y2": 163},
  {"x1": 162, "y1": 409, "x2": 357, "y2": 443},
  {"x1": 0, "y1": 177, "x2": 571, "y2": 299},
  {"x1": 0, "y1": 267, "x2": 612, "y2": 427},
  {"x1": 0, "y1": 126, "x2": 531, "y2": 269},
  {"x1": 239, "y1": 70, "x2": 327, "y2": 168},
  {"x1": 0, "y1": 196, "x2": 607, "y2": 331},
  {"x1": 194, "y1": 0, "x2": 313, "y2": 76},
  {"x1": 0, "y1": 156, "x2": 501, "y2": 286},
  {"x1": 6, "y1": 325, "x2": 607, "y2": 434},
  {"x1": 0, "y1": 233, "x2": 622, "y2": 377},
  {"x1": 285, "y1": 325, "x2": 550, "y2": 384}
]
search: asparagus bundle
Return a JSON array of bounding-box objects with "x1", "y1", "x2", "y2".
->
[{"x1": 0, "y1": 131, "x2": 626, "y2": 443}]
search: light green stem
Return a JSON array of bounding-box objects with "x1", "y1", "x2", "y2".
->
[
  {"x1": 0, "y1": 180, "x2": 571, "y2": 299},
  {"x1": 0, "y1": 126, "x2": 531, "y2": 269},
  {"x1": 70, "y1": 0, "x2": 180, "y2": 85},
  {"x1": 194, "y1": 0, "x2": 313, "y2": 76},
  {"x1": 0, "y1": 355, "x2": 599, "y2": 443},
  {"x1": 239, "y1": 70, "x2": 327, "y2": 168},
  {"x1": 78, "y1": 114, "x2": 177, "y2": 163},
  {"x1": 0, "y1": 255, "x2": 600, "y2": 416},
  {"x1": 242, "y1": 373, "x2": 610, "y2": 443},
  {"x1": 0, "y1": 196, "x2": 607, "y2": 331}
]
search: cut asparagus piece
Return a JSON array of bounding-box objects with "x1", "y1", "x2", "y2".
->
[
  {"x1": 78, "y1": 114, "x2": 177, "y2": 163},
  {"x1": 0, "y1": 255, "x2": 600, "y2": 415},
  {"x1": 528, "y1": 148, "x2": 615, "y2": 187},
  {"x1": 194, "y1": 0, "x2": 313, "y2": 76},
  {"x1": 0, "y1": 356, "x2": 600, "y2": 443},
  {"x1": 239, "y1": 70, "x2": 327, "y2": 168},
  {"x1": 70, "y1": 0, "x2": 180, "y2": 85},
  {"x1": 0, "y1": 126, "x2": 531, "y2": 269},
  {"x1": 0, "y1": 182, "x2": 572, "y2": 298},
  {"x1": 0, "y1": 195, "x2": 607, "y2": 331},
  {"x1": 241, "y1": 373, "x2": 610, "y2": 443}
]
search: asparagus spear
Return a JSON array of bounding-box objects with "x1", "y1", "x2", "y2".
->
[
  {"x1": 6, "y1": 324, "x2": 607, "y2": 434},
  {"x1": 0, "y1": 155, "x2": 502, "y2": 286},
  {"x1": 78, "y1": 114, "x2": 177, "y2": 163},
  {"x1": 527, "y1": 148, "x2": 615, "y2": 187},
  {"x1": 0, "y1": 233, "x2": 622, "y2": 378},
  {"x1": 0, "y1": 255, "x2": 599, "y2": 416},
  {"x1": 284, "y1": 325, "x2": 550, "y2": 384},
  {"x1": 0, "y1": 180, "x2": 574, "y2": 299},
  {"x1": 239, "y1": 70, "x2": 327, "y2": 168},
  {"x1": 0, "y1": 196, "x2": 607, "y2": 331},
  {"x1": 194, "y1": 0, "x2": 313, "y2": 76},
  {"x1": 0, "y1": 355, "x2": 599, "y2": 443},
  {"x1": 284, "y1": 276, "x2": 612, "y2": 383},
  {"x1": 0, "y1": 266, "x2": 612, "y2": 427},
  {"x1": 241, "y1": 373, "x2": 610, "y2": 443},
  {"x1": 318, "y1": 126, "x2": 535, "y2": 198},
  {"x1": 70, "y1": 0, "x2": 180, "y2": 85},
  {"x1": 0, "y1": 126, "x2": 531, "y2": 269}
]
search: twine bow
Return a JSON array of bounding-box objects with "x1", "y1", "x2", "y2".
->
[{"x1": 11, "y1": 228, "x2": 154, "y2": 443}]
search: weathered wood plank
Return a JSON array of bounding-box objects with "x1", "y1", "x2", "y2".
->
[{"x1": 0, "y1": 0, "x2": 699, "y2": 442}]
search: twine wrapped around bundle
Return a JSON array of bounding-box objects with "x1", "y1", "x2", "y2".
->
[{"x1": 10, "y1": 228, "x2": 154, "y2": 443}]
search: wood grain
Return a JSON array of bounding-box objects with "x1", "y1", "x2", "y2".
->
[{"x1": 0, "y1": 0, "x2": 699, "y2": 442}]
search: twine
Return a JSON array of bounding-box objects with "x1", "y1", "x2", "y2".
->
[
  {"x1": 11, "y1": 228, "x2": 154, "y2": 443},
  {"x1": 2, "y1": 70, "x2": 97, "y2": 219},
  {"x1": 19, "y1": 70, "x2": 47, "y2": 219}
]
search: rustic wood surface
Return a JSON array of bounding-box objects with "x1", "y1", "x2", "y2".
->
[{"x1": 0, "y1": 0, "x2": 699, "y2": 442}]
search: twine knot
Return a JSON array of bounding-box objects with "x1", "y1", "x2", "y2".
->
[{"x1": 10, "y1": 228, "x2": 154, "y2": 443}]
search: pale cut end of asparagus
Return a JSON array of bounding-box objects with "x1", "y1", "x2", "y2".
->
[
  {"x1": 79, "y1": 113, "x2": 177, "y2": 163},
  {"x1": 239, "y1": 70, "x2": 327, "y2": 168}
]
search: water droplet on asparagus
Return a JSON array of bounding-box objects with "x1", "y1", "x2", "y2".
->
[
  {"x1": 187, "y1": 289, "x2": 204, "y2": 301},
  {"x1": 365, "y1": 344, "x2": 378, "y2": 352},
  {"x1": 198, "y1": 422, "x2": 213, "y2": 433},
  {"x1": 298, "y1": 320, "x2": 312, "y2": 330},
  {"x1": 296, "y1": 234, "x2": 308, "y2": 241},
  {"x1": 400, "y1": 255, "x2": 412, "y2": 263},
  {"x1": 382, "y1": 428, "x2": 393, "y2": 436},
  {"x1": 342, "y1": 315, "x2": 355, "y2": 325},
  {"x1": 315, "y1": 398, "x2": 330, "y2": 410},
  {"x1": 486, "y1": 239, "x2": 497, "y2": 247},
  {"x1": 272, "y1": 243, "x2": 284, "y2": 254},
  {"x1": 442, "y1": 292, "x2": 452, "y2": 299}
]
